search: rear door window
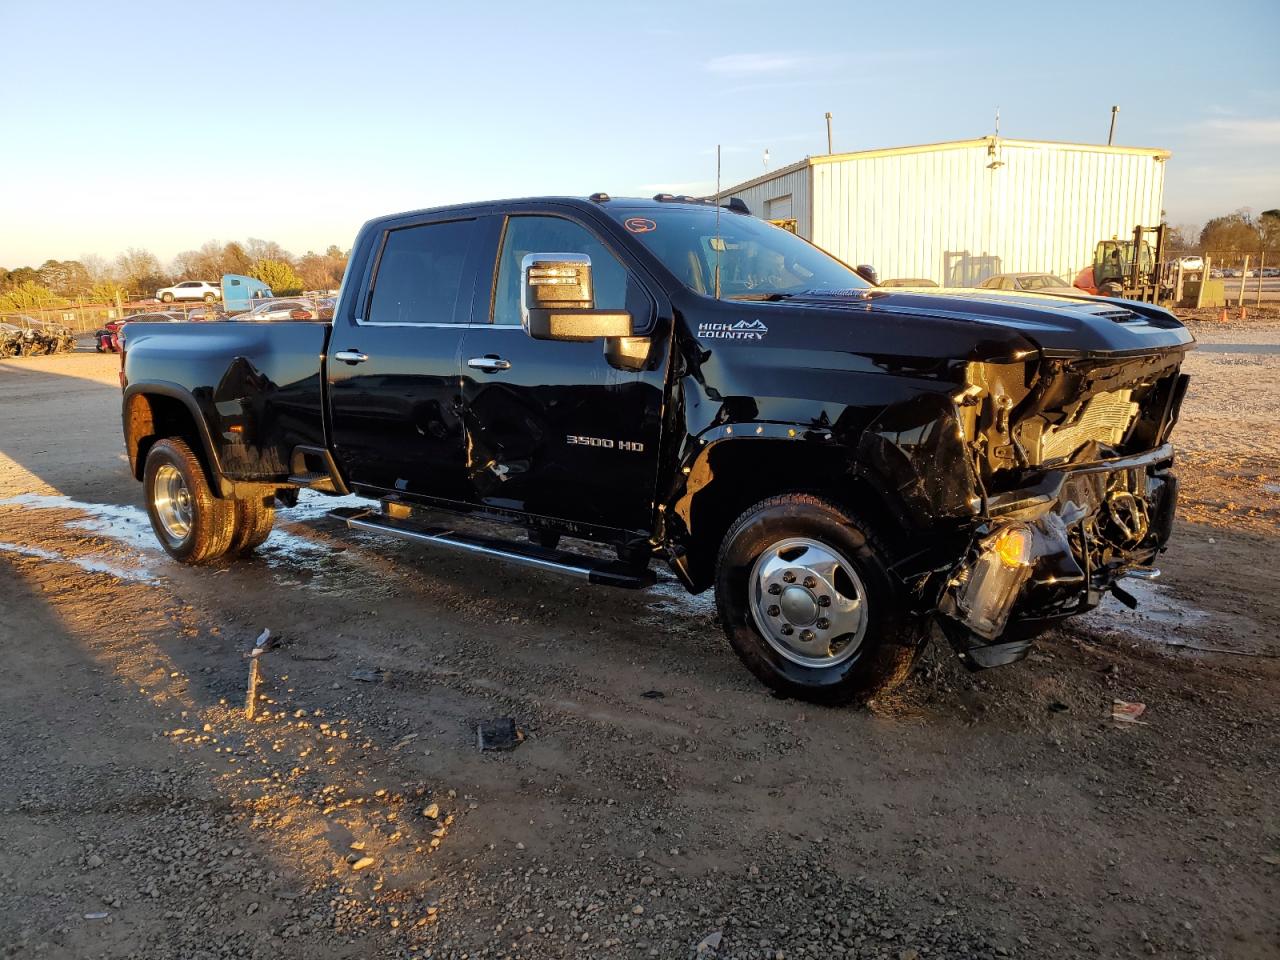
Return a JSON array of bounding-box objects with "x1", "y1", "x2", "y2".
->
[{"x1": 367, "y1": 218, "x2": 478, "y2": 325}]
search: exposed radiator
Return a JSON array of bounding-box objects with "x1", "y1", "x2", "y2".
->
[{"x1": 1039, "y1": 389, "x2": 1139, "y2": 462}]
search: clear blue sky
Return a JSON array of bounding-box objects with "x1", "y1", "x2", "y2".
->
[{"x1": 2, "y1": 0, "x2": 1277, "y2": 267}]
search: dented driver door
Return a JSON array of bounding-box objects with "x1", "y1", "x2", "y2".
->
[{"x1": 457, "y1": 211, "x2": 667, "y2": 536}]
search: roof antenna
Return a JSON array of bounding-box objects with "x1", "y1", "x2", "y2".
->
[
  {"x1": 714, "y1": 144, "x2": 722, "y2": 299},
  {"x1": 987, "y1": 107, "x2": 1005, "y2": 169}
]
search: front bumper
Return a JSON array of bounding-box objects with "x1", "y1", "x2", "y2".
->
[{"x1": 938, "y1": 444, "x2": 1178, "y2": 668}]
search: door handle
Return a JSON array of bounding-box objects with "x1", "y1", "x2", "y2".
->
[
  {"x1": 333, "y1": 350, "x2": 368, "y2": 365},
  {"x1": 468, "y1": 356, "x2": 512, "y2": 372}
]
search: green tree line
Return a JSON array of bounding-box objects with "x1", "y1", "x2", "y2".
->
[
  {"x1": 1166, "y1": 208, "x2": 1280, "y2": 254},
  {"x1": 0, "y1": 239, "x2": 349, "y2": 312}
]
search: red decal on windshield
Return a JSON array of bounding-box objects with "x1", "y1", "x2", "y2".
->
[{"x1": 624, "y1": 217, "x2": 657, "y2": 233}]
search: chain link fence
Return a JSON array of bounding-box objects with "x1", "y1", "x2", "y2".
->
[{"x1": 1, "y1": 297, "x2": 222, "y2": 337}]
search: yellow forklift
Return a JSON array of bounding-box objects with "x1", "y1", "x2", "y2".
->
[{"x1": 1082, "y1": 224, "x2": 1168, "y2": 302}]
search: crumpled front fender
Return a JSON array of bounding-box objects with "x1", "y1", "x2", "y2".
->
[{"x1": 855, "y1": 392, "x2": 982, "y2": 525}]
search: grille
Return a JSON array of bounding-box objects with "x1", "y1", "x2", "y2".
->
[{"x1": 1039, "y1": 389, "x2": 1139, "y2": 461}]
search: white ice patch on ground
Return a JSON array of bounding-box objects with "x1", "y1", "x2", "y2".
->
[
  {"x1": 645, "y1": 569, "x2": 717, "y2": 618},
  {"x1": 0, "y1": 493, "x2": 159, "y2": 553},
  {"x1": 278, "y1": 490, "x2": 369, "y2": 523},
  {"x1": 0, "y1": 540, "x2": 156, "y2": 582},
  {"x1": 1084, "y1": 578, "x2": 1210, "y2": 645},
  {"x1": 0, "y1": 491, "x2": 352, "y2": 583}
]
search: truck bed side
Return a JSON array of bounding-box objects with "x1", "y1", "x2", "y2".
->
[{"x1": 122, "y1": 321, "x2": 332, "y2": 491}]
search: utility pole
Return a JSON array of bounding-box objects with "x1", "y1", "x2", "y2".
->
[
  {"x1": 824, "y1": 112, "x2": 833, "y2": 154},
  {"x1": 1108, "y1": 105, "x2": 1119, "y2": 145}
]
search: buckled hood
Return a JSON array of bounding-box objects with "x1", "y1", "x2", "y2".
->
[{"x1": 780, "y1": 288, "x2": 1195, "y2": 359}]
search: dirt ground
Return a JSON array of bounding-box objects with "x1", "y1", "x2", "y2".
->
[{"x1": 0, "y1": 317, "x2": 1276, "y2": 960}]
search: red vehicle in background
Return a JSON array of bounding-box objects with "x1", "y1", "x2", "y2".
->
[{"x1": 95, "y1": 312, "x2": 185, "y2": 353}]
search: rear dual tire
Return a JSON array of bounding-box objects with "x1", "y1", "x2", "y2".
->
[
  {"x1": 231, "y1": 495, "x2": 276, "y2": 555},
  {"x1": 715, "y1": 494, "x2": 923, "y2": 705},
  {"x1": 143, "y1": 439, "x2": 275, "y2": 564}
]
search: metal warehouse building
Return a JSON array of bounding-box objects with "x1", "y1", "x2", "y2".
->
[{"x1": 717, "y1": 136, "x2": 1169, "y2": 287}]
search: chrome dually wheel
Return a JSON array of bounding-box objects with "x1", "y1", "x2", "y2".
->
[
  {"x1": 749, "y1": 537, "x2": 867, "y2": 667},
  {"x1": 152, "y1": 463, "x2": 194, "y2": 544},
  {"x1": 142, "y1": 438, "x2": 237, "y2": 564}
]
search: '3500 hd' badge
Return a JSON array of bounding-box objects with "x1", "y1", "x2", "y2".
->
[
  {"x1": 567, "y1": 435, "x2": 644, "y2": 452},
  {"x1": 697, "y1": 319, "x2": 768, "y2": 341}
]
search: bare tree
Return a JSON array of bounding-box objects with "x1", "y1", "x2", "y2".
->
[{"x1": 114, "y1": 248, "x2": 169, "y2": 296}]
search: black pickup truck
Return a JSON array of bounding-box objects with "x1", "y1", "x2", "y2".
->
[{"x1": 119, "y1": 195, "x2": 1193, "y2": 703}]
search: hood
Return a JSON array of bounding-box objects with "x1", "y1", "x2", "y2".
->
[{"x1": 766, "y1": 287, "x2": 1194, "y2": 359}]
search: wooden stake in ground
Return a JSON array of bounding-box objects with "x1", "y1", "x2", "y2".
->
[
  {"x1": 245, "y1": 658, "x2": 261, "y2": 720},
  {"x1": 245, "y1": 628, "x2": 271, "y2": 720}
]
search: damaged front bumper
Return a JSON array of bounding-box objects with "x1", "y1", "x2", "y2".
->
[{"x1": 937, "y1": 443, "x2": 1178, "y2": 668}]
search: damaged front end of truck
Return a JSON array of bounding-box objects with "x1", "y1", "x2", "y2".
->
[{"x1": 926, "y1": 345, "x2": 1191, "y2": 667}]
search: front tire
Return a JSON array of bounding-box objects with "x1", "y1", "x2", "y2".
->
[
  {"x1": 161, "y1": 292, "x2": 174, "y2": 303},
  {"x1": 714, "y1": 494, "x2": 923, "y2": 705},
  {"x1": 203, "y1": 293, "x2": 216, "y2": 303},
  {"x1": 143, "y1": 438, "x2": 236, "y2": 564}
]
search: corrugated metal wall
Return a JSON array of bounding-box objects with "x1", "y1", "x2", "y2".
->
[
  {"x1": 719, "y1": 164, "x2": 813, "y2": 238},
  {"x1": 728, "y1": 139, "x2": 1167, "y2": 287}
]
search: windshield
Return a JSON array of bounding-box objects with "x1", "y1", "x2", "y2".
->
[{"x1": 606, "y1": 206, "x2": 870, "y2": 299}]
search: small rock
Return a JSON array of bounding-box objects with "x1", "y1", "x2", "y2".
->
[
  {"x1": 695, "y1": 930, "x2": 723, "y2": 953},
  {"x1": 423, "y1": 803, "x2": 440, "y2": 820},
  {"x1": 351, "y1": 857, "x2": 376, "y2": 872}
]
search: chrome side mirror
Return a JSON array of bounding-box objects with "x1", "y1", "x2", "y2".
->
[{"x1": 520, "y1": 253, "x2": 633, "y2": 341}]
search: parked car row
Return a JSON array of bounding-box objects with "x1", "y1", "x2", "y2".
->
[
  {"x1": 1217, "y1": 266, "x2": 1278, "y2": 279},
  {"x1": 232, "y1": 297, "x2": 335, "y2": 322},
  {"x1": 878, "y1": 273, "x2": 1092, "y2": 297},
  {"x1": 93, "y1": 297, "x2": 335, "y2": 354}
]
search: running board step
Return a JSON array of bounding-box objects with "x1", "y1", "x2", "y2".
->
[
  {"x1": 287, "y1": 471, "x2": 336, "y2": 490},
  {"x1": 330, "y1": 508, "x2": 655, "y2": 589},
  {"x1": 288, "y1": 445, "x2": 349, "y2": 494}
]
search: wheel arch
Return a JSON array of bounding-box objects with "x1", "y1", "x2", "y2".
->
[
  {"x1": 123, "y1": 382, "x2": 226, "y2": 495},
  {"x1": 667, "y1": 432, "x2": 918, "y2": 593}
]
